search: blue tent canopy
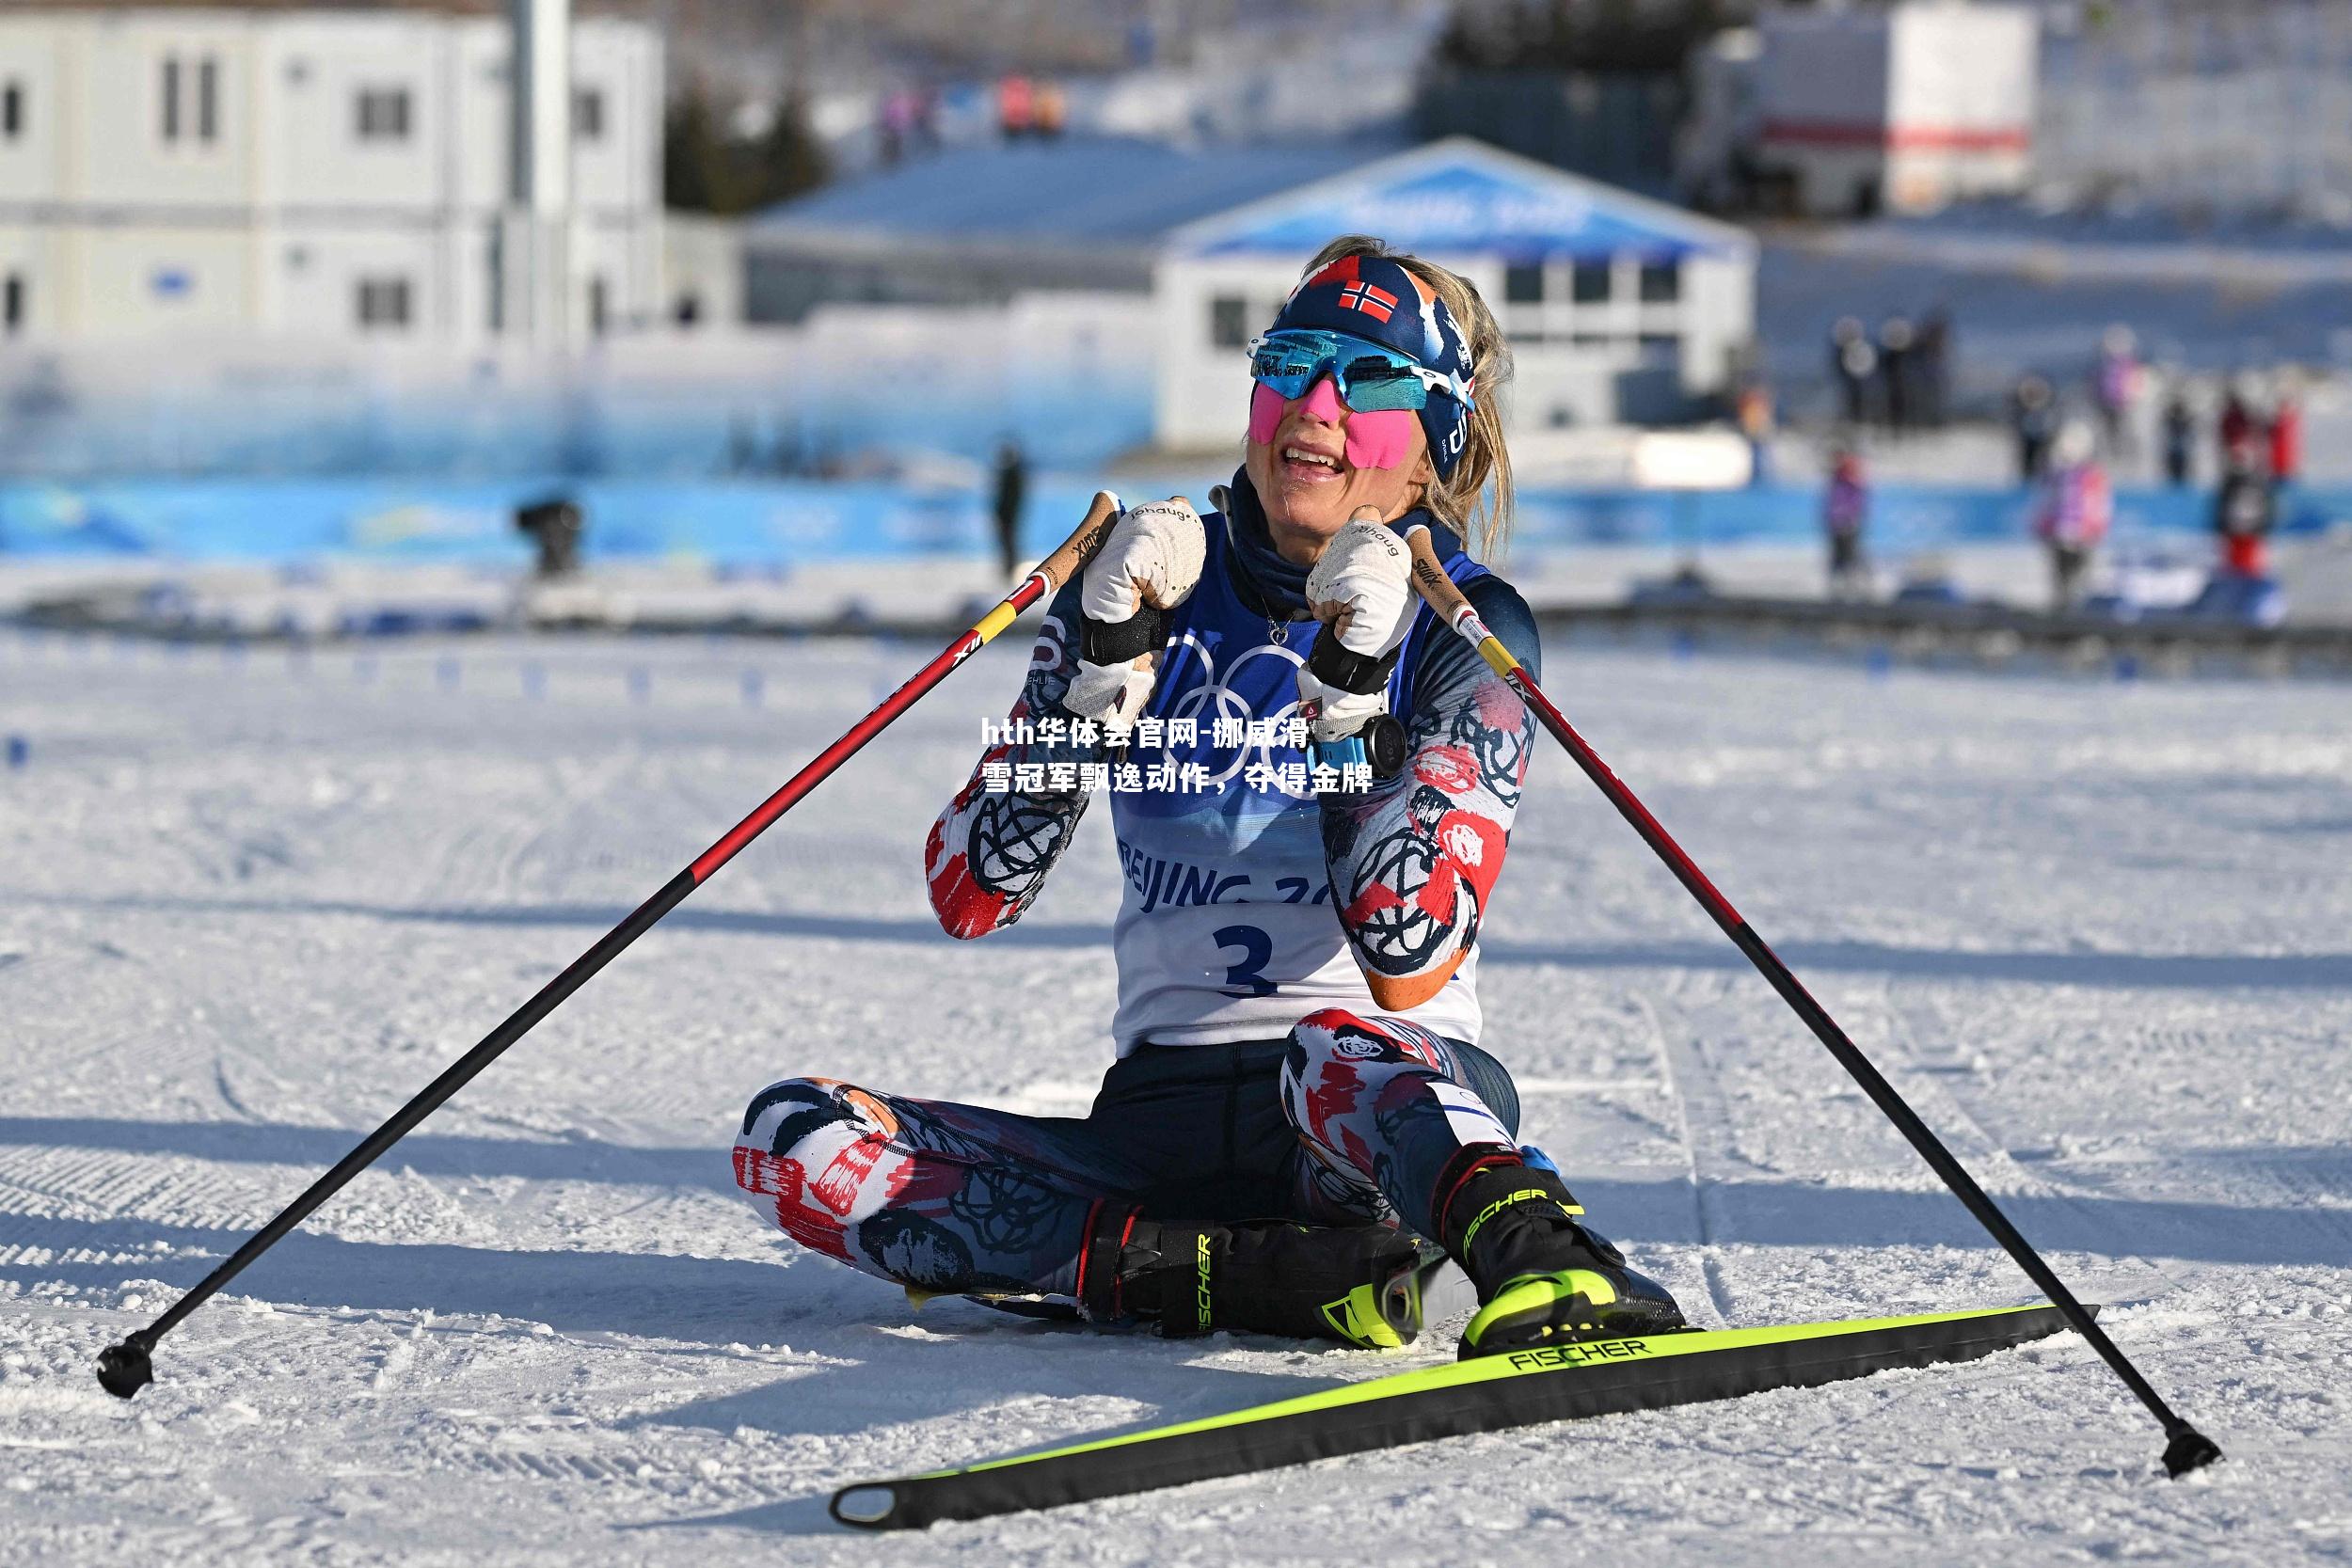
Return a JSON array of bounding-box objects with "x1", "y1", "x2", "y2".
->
[{"x1": 1180, "y1": 143, "x2": 1750, "y2": 264}]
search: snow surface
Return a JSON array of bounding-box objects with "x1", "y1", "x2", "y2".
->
[{"x1": 3, "y1": 627, "x2": 2349, "y2": 1565}]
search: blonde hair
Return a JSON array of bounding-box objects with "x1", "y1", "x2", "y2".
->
[{"x1": 1298, "y1": 234, "x2": 1516, "y2": 558}]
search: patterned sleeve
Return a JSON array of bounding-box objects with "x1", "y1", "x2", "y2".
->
[
  {"x1": 924, "y1": 582, "x2": 1115, "y2": 939},
  {"x1": 1318, "y1": 576, "x2": 1540, "y2": 1010}
]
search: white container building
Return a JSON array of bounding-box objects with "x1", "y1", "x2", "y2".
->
[
  {"x1": 0, "y1": 6, "x2": 662, "y2": 343},
  {"x1": 1755, "y1": 0, "x2": 2037, "y2": 217}
]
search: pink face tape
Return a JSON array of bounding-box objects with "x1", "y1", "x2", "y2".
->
[
  {"x1": 1248, "y1": 382, "x2": 1285, "y2": 444},
  {"x1": 1343, "y1": 409, "x2": 1419, "y2": 471},
  {"x1": 1248, "y1": 376, "x2": 1422, "y2": 471},
  {"x1": 1296, "y1": 375, "x2": 1345, "y2": 425}
]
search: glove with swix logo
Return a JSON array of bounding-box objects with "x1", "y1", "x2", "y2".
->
[
  {"x1": 1297, "y1": 512, "x2": 1417, "y2": 742},
  {"x1": 1061, "y1": 497, "x2": 1206, "y2": 744}
]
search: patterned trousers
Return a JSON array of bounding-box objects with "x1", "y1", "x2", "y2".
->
[{"x1": 732, "y1": 1008, "x2": 1522, "y2": 1301}]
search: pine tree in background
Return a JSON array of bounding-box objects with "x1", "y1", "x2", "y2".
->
[
  {"x1": 663, "y1": 80, "x2": 828, "y2": 214},
  {"x1": 1432, "y1": 0, "x2": 1750, "y2": 73},
  {"x1": 753, "y1": 93, "x2": 829, "y2": 208},
  {"x1": 662, "y1": 86, "x2": 731, "y2": 213}
]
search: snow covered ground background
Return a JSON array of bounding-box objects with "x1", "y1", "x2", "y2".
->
[{"x1": 3, "y1": 622, "x2": 2348, "y2": 1564}]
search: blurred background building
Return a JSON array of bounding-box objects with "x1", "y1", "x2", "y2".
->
[
  {"x1": 0, "y1": 0, "x2": 2347, "y2": 635},
  {"x1": 0, "y1": 5, "x2": 663, "y2": 342},
  {"x1": 1747, "y1": 1, "x2": 2038, "y2": 218},
  {"x1": 1155, "y1": 138, "x2": 1756, "y2": 444},
  {"x1": 2034, "y1": 0, "x2": 2352, "y2": 224}
]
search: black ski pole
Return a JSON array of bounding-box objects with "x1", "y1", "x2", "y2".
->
[
  {"x1": 95, "y1": 492, "x2": 1124, "y2": 1401},
  {"x1": 1403, "y1": 526, "x2": 2221, "y2": 1480}
]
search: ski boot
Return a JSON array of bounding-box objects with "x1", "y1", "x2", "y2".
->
[
  {"x1": 1077, "y1": 1208, "x2": 1470, "y2": 1350},
  {"x1": 1438, "y1": 1159, "x2": 1687, "y2": 1359}
]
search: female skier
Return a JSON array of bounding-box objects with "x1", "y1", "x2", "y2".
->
[{"x1": 734, "y1": 237, "x2": 1686, "y2": 1357}]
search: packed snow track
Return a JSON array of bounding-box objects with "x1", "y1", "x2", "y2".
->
[{"x1": 2, "y1": 628, "x2": 2347, "y2": 1565}]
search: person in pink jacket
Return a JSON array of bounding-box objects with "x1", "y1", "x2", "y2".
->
[
  {"x1": 2033, "y1": 420, "x2": 2111, "y2": 610},
  {"x1": 1822, "y1": 445, "x2": 1870, "y2": 600}
]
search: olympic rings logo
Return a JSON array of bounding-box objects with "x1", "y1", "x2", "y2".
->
[{"x1": 1157, "y1": 630, "x2": 1312, "y2": 798}]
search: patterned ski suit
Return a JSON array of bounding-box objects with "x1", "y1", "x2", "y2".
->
[{"x1": 736, "y1": 477, "x2": 1542, "y2": 1305}]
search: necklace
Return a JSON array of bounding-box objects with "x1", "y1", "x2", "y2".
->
[
  {"x1": 1215, "y1": 483, "x2": 1315, "y2": 648},
  {"x1": 1226, "y1": 548, "x2": 1307, "y2": 648}
]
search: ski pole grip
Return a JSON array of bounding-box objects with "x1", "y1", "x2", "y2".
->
[
  {"x1": 1032, "y1": 490, "x2": 1125, "y2": 598},
  {"x1": 1402, "y1": 523, "x2": 1495, "y2": 647}
]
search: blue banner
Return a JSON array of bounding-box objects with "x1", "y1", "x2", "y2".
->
[{"x1": 1, "y1": 477, "x2": 2341, "y2": 565}]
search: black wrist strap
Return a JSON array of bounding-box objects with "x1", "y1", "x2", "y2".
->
[
  {"x1": 1081, "y1": 603, "x2": 1166, "y2": 665},
  {"x1": 1306, "y1": 628, "x2": 1401, "y2": 696}
]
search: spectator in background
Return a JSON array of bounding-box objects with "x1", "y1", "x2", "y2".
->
[
  {"x1": 2217, "y1": 376, "x2": 2260, "y2": 475},
  {"x1": 2011, "y1": 374, "x2": 2058, "y2": 483},
  {"x1": 1822, "y1": 444, "x2": 1870, "y2": 600},
  {"x1": 991, "y1": 438, "x2": 1028, "y2": 581},
  {"x1": 2213, "y1": 446, "x2": 2276, "y2": 579},
  {"x1": 1877, "y1": 316, "x2": 1915, "y2": 433},
  {"x1": 1830, "y1": 318, "x2": 1875, "y2": 426},
  {"x1": 2267, "y1": 375, "x2": 2302, "y2": 487},
  {"x1": 1915, "y1": 307, "x2": 1952, "y2": 428},
  {"x1": 2093, "y1": 325, "x2": 2142, "y2": 461},
  {"x1": 1032, "y1": 80, "x2": 1068, "y2": 138},
  {"x1": 2032, "y1": 420, "x2": 2111, "y2": 610},
  {"x1": 1736, "y1": 376, "x2": 1775, "y2": 486},
  {"x1": 2161, "y1": 385, "x2": 2195, "y2": 488},
  {"x1": 998, "y1": 74, "x2": 1035, "y2": 139}
]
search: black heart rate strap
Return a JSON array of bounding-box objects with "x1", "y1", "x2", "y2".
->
[
  {"x1": 1081, "y1": 603, "x2": 1168, "y2": 665},
  {"x1": 1306, "y1": 629, "x2": 1400, "y2": 696}
]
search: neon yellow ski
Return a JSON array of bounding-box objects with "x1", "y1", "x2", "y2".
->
[{"x1": 834, "y1": 1302, "x2": 2083, "y2": 1529}]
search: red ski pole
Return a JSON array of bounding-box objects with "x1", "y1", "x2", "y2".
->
[
  {"x1": 1402, "y1": 526, "x2": 2220, "y2": 1480},
  {"x1": 96, "y1": 491, "x2": 1125, "y2": 1400}
]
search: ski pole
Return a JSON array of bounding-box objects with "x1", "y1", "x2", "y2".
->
[
  {"x1": 1401, "y1": 526, "x2": 2221, "y2": 1481},
  {"x1": 96, "y1": 491, "x2": 1126, "y2": 1401}
]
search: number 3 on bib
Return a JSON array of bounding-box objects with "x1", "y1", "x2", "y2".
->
[{"x1": 1212, "y1": 925, "x2": 1276, "y2": 998}]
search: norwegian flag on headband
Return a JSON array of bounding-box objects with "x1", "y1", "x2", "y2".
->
[
  {"x1": 1266, "y1": 249, "x2": 1477, "y2": 482},
  {"x1": 1337, "y1": 280, "x2": 1398, "y2": 323}
]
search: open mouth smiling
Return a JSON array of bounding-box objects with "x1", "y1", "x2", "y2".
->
[{"x1": 1279, "y1": 442, "x2": 1345, "y2": 483}]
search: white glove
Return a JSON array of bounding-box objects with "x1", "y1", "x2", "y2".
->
[
  {"x1": 1078, "y1": 497, "x2": 1204, "y2": 626},
  {"x1": 1061, "y1": 659, "x2": 1157, "y2": 743},
  {"x1": 1062, "y1": 498, "x2": 1206, "y2": 743},
  {"x1": 1297, "y1": 513, "x2": 1417, "y2": 742}
]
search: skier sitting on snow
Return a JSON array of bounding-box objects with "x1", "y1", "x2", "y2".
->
[{"x1": 734, "y1": 238, "x2": 1686, "y2": 1357}]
